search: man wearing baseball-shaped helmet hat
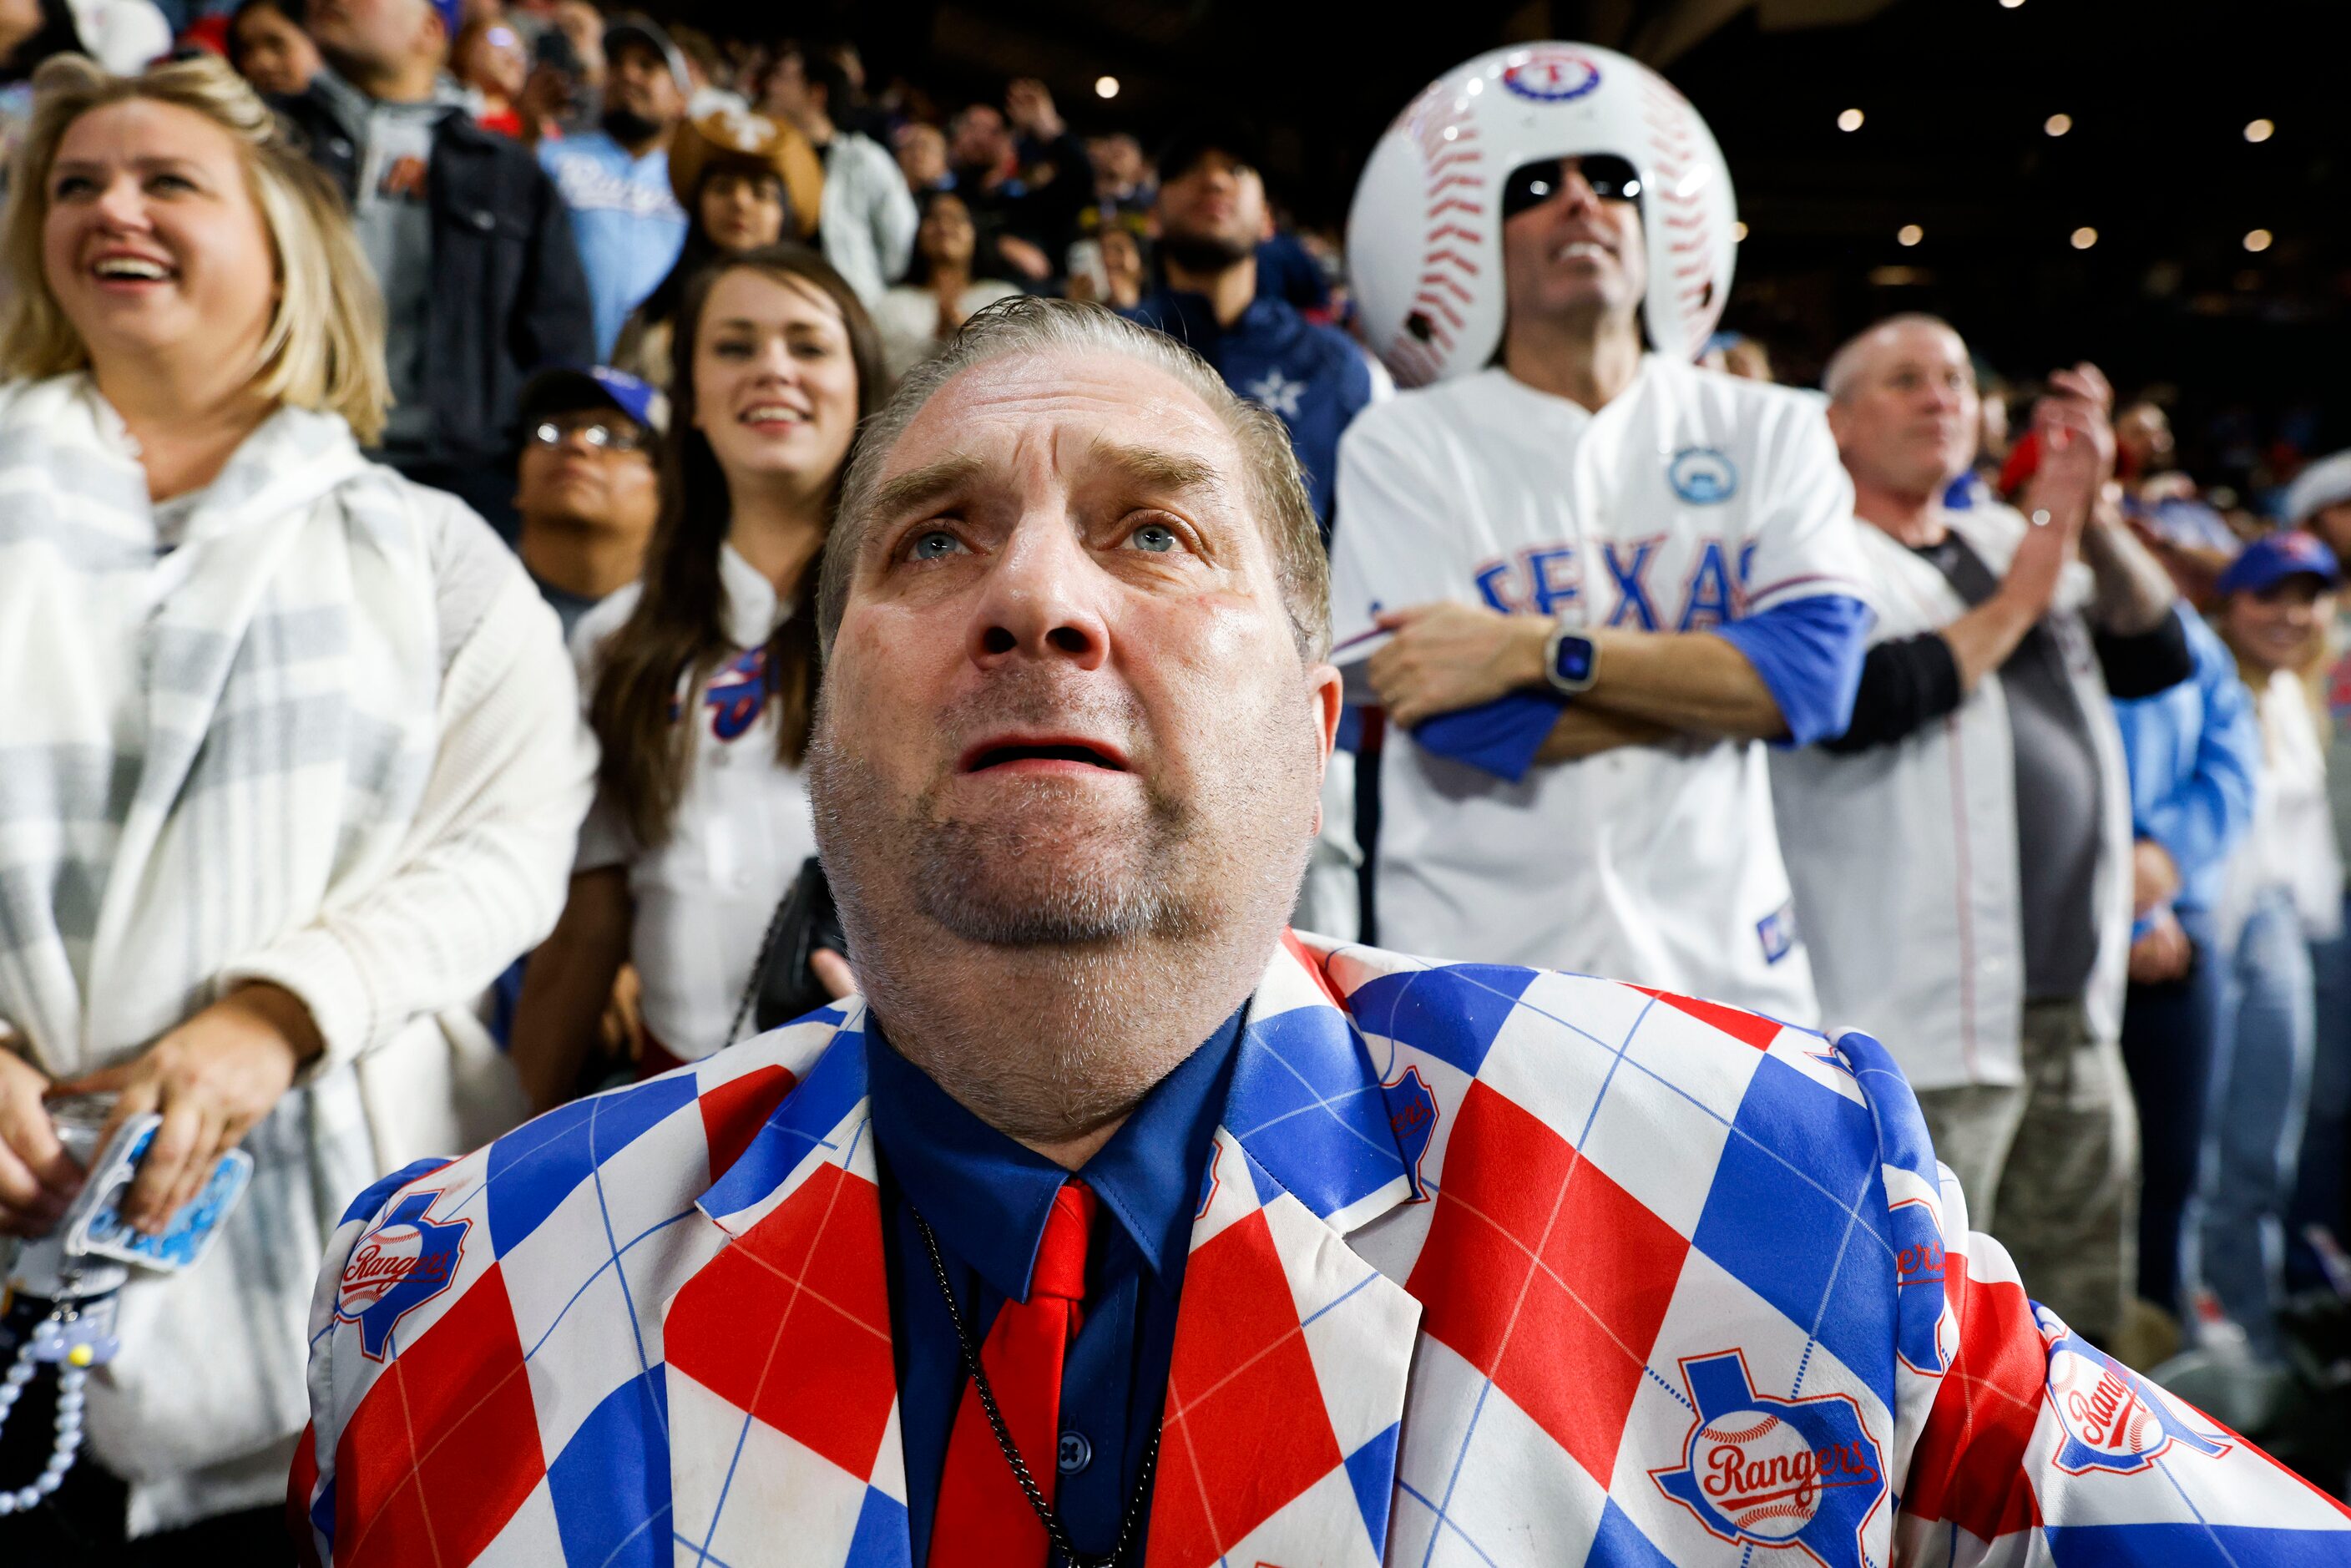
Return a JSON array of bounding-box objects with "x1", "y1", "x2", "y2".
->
[{"x1": 1332, "y1": 43, "x2": 1872, "y2": 1020}]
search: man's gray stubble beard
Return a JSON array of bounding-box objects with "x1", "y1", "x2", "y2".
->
[
  {"x1": 805, "y1": 660, "x2": 1323, "y2": 1142},
  {"x1": 908, "y1": 773, "x2": 1198, "y2": 946}
]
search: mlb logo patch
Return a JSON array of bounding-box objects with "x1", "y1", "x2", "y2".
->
[{"x1": 1756, "y1": 901, "x2": 1798, "y2": 965}]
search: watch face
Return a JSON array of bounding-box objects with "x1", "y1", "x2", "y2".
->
[{"x1": 1554, "y1": 634, "x2": 1596, "y2": 686}]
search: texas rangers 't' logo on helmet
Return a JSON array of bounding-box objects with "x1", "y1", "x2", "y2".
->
[{"x1": 1347, "y1": 43, "x2": 1737, "y2": 386}]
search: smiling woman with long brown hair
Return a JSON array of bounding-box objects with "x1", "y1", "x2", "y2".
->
[{"x1": 512, "y1": 242, "x2": 887, "y2": 1108}]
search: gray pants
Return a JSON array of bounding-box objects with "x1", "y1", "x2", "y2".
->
[{"x1": 1916, "y1": 996, "x2": 2139, "y2": 1342}]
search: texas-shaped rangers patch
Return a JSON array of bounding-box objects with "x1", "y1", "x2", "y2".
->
[
  {"x1": 1651, "y1": 1350, "x2": 1888, "y2": 1568},
  {"x1": 334, "y1": 1188, "x2": 471, "y2": 1361}
]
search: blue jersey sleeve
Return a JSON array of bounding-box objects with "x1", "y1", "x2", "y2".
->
[
  {"x1": 1406, "y1": 691, "x2": 1569, "y2": 784},
  {"x1": 1711, "y1": 594, "x2": 1875, "y2": 747}
]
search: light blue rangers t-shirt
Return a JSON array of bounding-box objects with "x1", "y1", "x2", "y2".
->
[{"x1": 539, "y1": 130, "x2": 689, "y2": 358}]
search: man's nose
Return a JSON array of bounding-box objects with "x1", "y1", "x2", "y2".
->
[
  {"x1": 968, "y1": 521, "x2": 1110, "y2": 670},
  {"x1": 1553, "y1": 168, "x2": 1602, "y2": 216}
]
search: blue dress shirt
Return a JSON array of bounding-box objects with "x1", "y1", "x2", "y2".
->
[{"x1": 867, "y1": 1006, "x2": 1247, "y2": 1562}]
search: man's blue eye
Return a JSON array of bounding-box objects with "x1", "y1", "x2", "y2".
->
[
  {"x1": 910, "y1": 529, "x2": 963, "y2": 559},
  {"x1": 1129, "y1": 523, "x2": 1177, "y2": 554}
]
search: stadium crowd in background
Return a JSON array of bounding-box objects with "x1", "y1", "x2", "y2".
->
[{"x1": 2, "y1": 1, "x2": 2351, "y2": 1560}]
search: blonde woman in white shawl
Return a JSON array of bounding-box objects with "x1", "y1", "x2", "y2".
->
[{"x1": 0, "y1": 53, "x2": 592, "y2": 1554}]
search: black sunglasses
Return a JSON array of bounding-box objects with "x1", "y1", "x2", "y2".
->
[{"x1": 1500, "y1": 154, "x2": 1644, "y2": 220}]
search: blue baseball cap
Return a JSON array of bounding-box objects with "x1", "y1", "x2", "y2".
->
[
  {"x1": 2216, "y1": 529, "x2": 2341, "y2": 598},
  {"x1": 427, "y1": 0, "x2": 463, "y2": 50},
  {"x1": 518, "y1": 367, "x2": 669, "y2": 437}
]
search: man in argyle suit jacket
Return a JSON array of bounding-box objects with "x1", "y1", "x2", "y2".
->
[{"x1": 298, "y1": 300, "x2": 2351, "y2": 1566}]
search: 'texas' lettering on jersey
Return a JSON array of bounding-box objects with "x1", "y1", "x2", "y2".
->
[{"x1": 1472, "y1": 538, "x2": 1761, "y2": 630}]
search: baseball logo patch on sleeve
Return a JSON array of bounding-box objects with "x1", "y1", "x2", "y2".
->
[{"x1": 2039, "y1": 1313, "x2": 2230, "y2": 1475}]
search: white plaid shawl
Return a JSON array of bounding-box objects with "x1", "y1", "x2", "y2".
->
[{"x1": 0, "y1": 373, "x2": 593, "y2": 1529}]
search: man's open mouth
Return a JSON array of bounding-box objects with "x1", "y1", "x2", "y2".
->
[{"x1": 959, "y1": 737, "x2": 1130, "y2": 773}]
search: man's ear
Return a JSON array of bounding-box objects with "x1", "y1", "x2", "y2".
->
[{"x1": 1306, "y1": 658, "x2": 1342, "y2": 763}]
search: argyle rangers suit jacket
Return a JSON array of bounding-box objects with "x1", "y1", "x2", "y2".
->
[{"x1": 295, "y1": 933, "x2": 2351, "y2": 1566}]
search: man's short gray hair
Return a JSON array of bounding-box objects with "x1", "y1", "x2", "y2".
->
[
  {"x1": 1821, "y1": 312, "x2": 1966, "y2": 405},
  {"x1": 817, "y1": 296, "x2": 1331, "y2": 662}
]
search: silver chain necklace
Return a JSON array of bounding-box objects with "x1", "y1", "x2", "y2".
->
[{"x1": 911, "y1": 1206, "x2": 1158, "y2": 1568}]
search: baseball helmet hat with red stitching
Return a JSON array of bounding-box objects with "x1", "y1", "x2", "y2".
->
[{"x1": 1346, "y1": 43, "x2": 1737, "y2": 387}]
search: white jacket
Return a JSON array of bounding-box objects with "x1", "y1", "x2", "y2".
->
[
  {"x1": 817, "y1": 129, "x2": 919, "y2": 304},
  {"x1": 1771, "y1": 506, "x2": 2135, "y2": 1090},
  {"x1": 0, "y1": 376, "x2": 594, "y2": 1531}
]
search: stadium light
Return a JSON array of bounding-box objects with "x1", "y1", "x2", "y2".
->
[
  {"x1": 2244, "y1": 229, "x2": 2273, "y2": 252},
  {"x1": 2044, "y1": 113, "x2": 2071, "y2": 136},
  {"x1": 1838, "y1": 108, "x2": 1864, "y2": 132},
  {"x1": 2070, "y1": 226, "x2": 2098, "y2": 250},
  {"x1": 1898, "y1": 225, "x2": 1924, "y2": 246},
  {"x1": 1095, "y1": 75, "x2": 1120, "y2": 99},
  {"x1": 2244, "y1": 119, "x2": 2274, "y2": 143}
]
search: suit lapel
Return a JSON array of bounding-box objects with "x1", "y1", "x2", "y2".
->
[
  {"x1": 665, "y1": 1005, "x2": 914, "y2": 1567},
  {"x1": 1145, "y1": 935, "x2": 1425, "y2": 1568}
]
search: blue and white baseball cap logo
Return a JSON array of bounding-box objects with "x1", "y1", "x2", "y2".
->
[
  {"x1": 1670, "y1": 447, "x2": 1738, "y2": 504},
  {"x1": 1501, "y1": 49, "x2": 1602, "y2": 103}
]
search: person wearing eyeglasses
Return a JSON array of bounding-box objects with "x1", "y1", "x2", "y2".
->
[
  {"x1": 512, "y1": 365, "x2": 665, "y2": 637},
  {"x1": 509, "y1": 245, "x2": 882, "y2": 1110},
  {"x1": 1332, "y1": 56, "x2": 1873, "y2": 1022}
]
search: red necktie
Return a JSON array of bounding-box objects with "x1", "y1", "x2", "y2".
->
[{"x1": 928, "y1": 1178, "x2": 1096, "y2": 1567}]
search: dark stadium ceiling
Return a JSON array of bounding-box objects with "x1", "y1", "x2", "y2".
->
[{"x1": 698, "y1": 0, "x2": 2348, "y2": 451}]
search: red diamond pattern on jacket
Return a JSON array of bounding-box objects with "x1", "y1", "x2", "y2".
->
[
  {"x1": 1625, "y1": 985, "x2": 1784, "y2": 1052},
  {"x1": 1148, "y1": 1207, "x2": 1346, "y2": 1566},
  {"x1": 665, "y1": 1161, "x2": 897, "y2": 1480},
  {"x1": 335, "y1": 1262, "x2": 546, "y2": 1568},
  {"x1": 1408, "y1": 1080, "x2": 1690, "y2": 1484}
]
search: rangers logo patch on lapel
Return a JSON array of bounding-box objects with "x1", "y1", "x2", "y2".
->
[
  {"x1": 1382, "y1": 1065, "x2": 1438, "y2": 1201},
  {"x1": 335, "y1": 1189, "x2": 471, "y2": 1361},
  {"x1": 1651, "y1": 1351, "x2": 1887, "y2": 1568}
]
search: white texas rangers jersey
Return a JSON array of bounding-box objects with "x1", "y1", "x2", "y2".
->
[{"x1": 1331, "y1": 356, "x2": 1868, "y2": 1022}]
